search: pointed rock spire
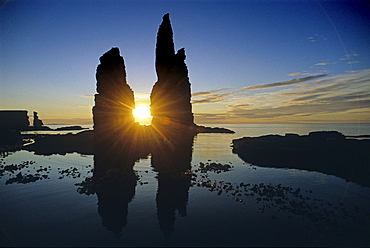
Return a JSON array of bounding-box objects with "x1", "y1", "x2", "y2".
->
[{"x1": 150, "y1": 14, "x2": 195, "y2": 128}]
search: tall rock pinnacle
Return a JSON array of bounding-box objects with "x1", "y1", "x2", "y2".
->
[
  {"x1": 93, "y1": 47, "x2": 138, "y2": 173},
  {"x1": 93, "y1": 47, "x2": 135, "y2": 132},
  {"x1": 150, "y1": 13, "x2": 195, "y2": 128}
]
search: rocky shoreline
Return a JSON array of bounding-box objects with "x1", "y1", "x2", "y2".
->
[{"x1": 232, "y1": 131, "x2": 370, "y2": 187}]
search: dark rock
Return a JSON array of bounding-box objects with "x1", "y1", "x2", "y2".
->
[
  {"x1": 93, "y1": 47, "x2": 136, "y2": 131},
  {"x1": 232, "y1": 131, "x2": 370, "y2": 187},
  {"x1": 54, "y1": 126, "x2": 87, "y2": 131},
  {"x1": 23, "y1": 130, "x2": 94, "y2": 155},
  {"x1": 32, "y1": 111, "x2": 44, "y2": 127},
  {"x1": 196, "y1": 125, "x2": 235, "y2": 133},
  {"x1": 150, "y1": 13, "x2": 195, "y2": 129},
  {"x1": 92, "y1": 47, "x2": 140, "y2": 173}
]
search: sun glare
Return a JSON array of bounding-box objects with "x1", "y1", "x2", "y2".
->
[{"x1": 132, "y1": 105, "x2": 152, "y2": 125}]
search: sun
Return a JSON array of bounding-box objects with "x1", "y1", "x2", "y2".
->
[{"x1": 132, "y1": 105, "x2": 152, "y2": 125}]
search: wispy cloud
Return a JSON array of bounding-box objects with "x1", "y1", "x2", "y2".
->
[
  {"x1": 192, "y1": 88, "x2": 233, "y2": 104},
  {"x1": 192, "y1": 87, "x2": 231, "y2": 97},
  {"x1": 192, "y1": 92, "x2": 233, "y2": 104},
  {"x1": 239, "y1": 74, "x2": 327, "y2": 92},
  {"x1": 194, "y1": 69, "x2": 370, "y2": 124},
  {"x1": 288, "y1": 72, "x2": 323, "y2": 77}
]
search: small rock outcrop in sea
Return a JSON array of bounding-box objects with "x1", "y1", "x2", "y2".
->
[
  {"x1": 232, "y1": 131, "x2": 370, "y2": 187},
  {"x1": 32, "y1": 111, "x2": 44, "y2": 127},
  {"x1": 150, "y1": 13, "x2": 195, "y2": 129}
]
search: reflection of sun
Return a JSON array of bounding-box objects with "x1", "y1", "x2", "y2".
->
[{"x1": 132, "y1": 105, "x2": 152, "y2": 125}]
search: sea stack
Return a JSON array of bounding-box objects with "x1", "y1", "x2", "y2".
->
[
  {"x1": 150, "y1": 14, "x2": 195, "y2": 129},
  {"x1": 93, "y1": 47, "x2": 135, "y2": 132},
  {"x1": 33, "y1": 111, "x2": 44, "y2": 127},
  {"x1": 93, "y1": 48, "x2": 137, "y2": 174}
]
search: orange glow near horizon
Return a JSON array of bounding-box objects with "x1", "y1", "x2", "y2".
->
[{"x1": 132, "y1": 105, "x2": 152, "y2": 125}]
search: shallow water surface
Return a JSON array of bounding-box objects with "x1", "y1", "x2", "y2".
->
[{"x1": 1, "y1": 124, "x2": 370, "y2": 247}]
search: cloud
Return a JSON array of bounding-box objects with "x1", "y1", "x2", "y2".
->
[
  {"x1": 192, "y1": 92, "x2": 233, "y2": 104},
  {"x1": 194, "y1": 69, "x2": 370, "y2": 123},
  {"x1": 228, "y1": 103, "x2": 250, "y2": 109},
  {"x1": 192, "y1": 87, "x2": 231, "y2": 97},
  {"x1": 315, "y1": 62, "x2": 329, "y2": 66},
  {"x1": 341, "y1": 53, "x2": 360, "y2": 61},
  {"x1": 192, "y1": 88, "x2": 233, "y2": 104},
  {"x1": 288, "y1": 72, "x2": 309, "y2": 76},
  {"x1": 227, "y1": 100, "x2": 370, "y2": 119},
  {"x1": 288, "y1": 72, "x2": 324, "y2": 77},
  {"x1": 239, "y1": 74, "x2": 327, "y2": 92}
]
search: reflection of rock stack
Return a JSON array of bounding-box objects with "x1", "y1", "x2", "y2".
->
[
  {"x1": 150, "y1": 14, "x2": 195, "y2": 130},
  {"x1": 96, "y1": 169, "x2": 137, "y2": 235},
  {"x1": 93, "y1": 48, "x2": 137, "y2": 175},
  {"x1": 151, "y1": 131, "x2": 194, "y2": 238}
]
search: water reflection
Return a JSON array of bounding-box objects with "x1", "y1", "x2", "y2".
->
[
  {"x1": 1, "y1": 133, "x2": 369, "y2": 244},
  {"x1": 95, "y1": 169, "x2": 137, "y2": 235},
  {"x1": 151, "y1": 131, "x2": 194, "y2": 238},
  {"x1": 91, "y1": 126, "x2": 142, "y2": 235},
  {"x1": 90, "y1": 124, "x2": 195, "y2": 237}
]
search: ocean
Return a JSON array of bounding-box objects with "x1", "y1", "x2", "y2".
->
[{"x1": 1, "y1": 123, "x2": 369, "y2": 247}]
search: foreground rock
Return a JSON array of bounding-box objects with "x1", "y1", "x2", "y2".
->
[
  {"x1": 232, "y1": 131, "x2": 370, "y2": 187},
  {"x1": 54, "y1": 126, "x2": 87, "y2": 131},
  {"x1": 196, "y1": 125, "x2": 234, "y2": 133},
  {"x1": 23, "y1": 130, "x2": 94, "y2": 155}
]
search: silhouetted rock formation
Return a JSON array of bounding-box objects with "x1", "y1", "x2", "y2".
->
[
  {"x1": 196, "y1": 125, "x2": 235, "y2": 133},
  {"x1": 232, "y1": 131, "x2": 370, "y2": 187},
  {"x1": 150, "y1": 14, "x2": 195, "y2": 130},
  {"x1": 93, "y1": 47, "x2": 135, "y2": 132},
  {"x1": 93, "y1": 48, "x2": 141, "y2": 172},
  {"x1": 23, "y1": 130, "x2": 94, "y2": 155},
  {"x1": 32, "y1": 111, "x2": 44, "y2": 127},
  {"x1": 92, "y1": 63, "x2": 141, "y2": 237},
  {"x1": 54, "y1": 125, "x2": 87, "y2": 131}
]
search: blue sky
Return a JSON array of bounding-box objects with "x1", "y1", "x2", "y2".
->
[{"x1": 1, "y1": 0, "x2": 369, "y2": 124}]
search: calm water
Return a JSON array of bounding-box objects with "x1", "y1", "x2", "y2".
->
[{"x1": 1, "y1": 123, "x2": 370, "y2": 247}]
